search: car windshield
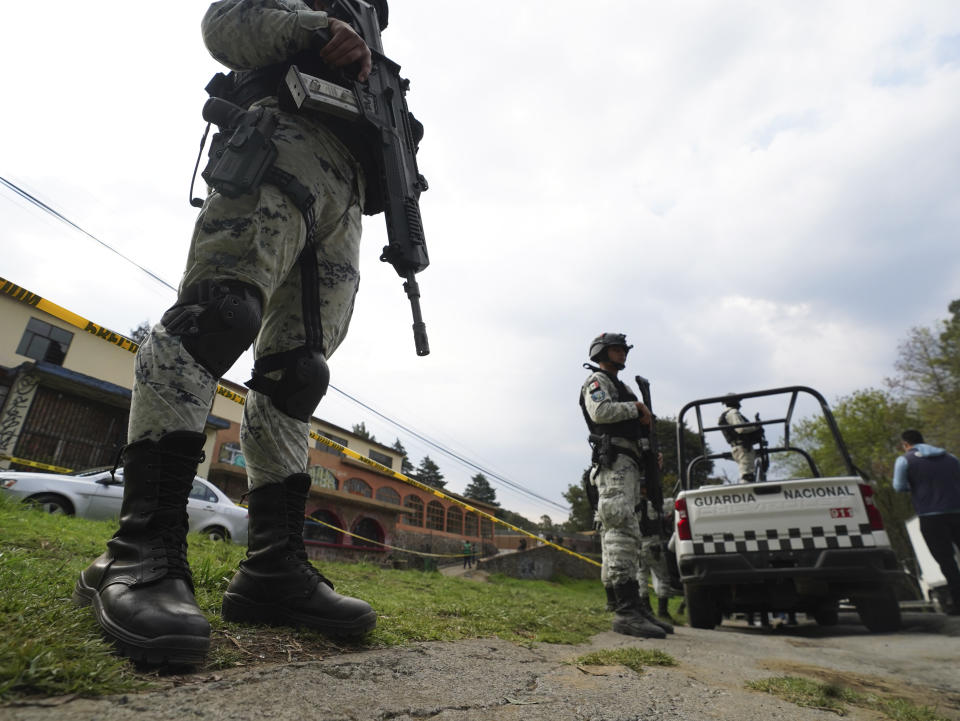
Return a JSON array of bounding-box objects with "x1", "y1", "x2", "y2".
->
[{"x1": 70, "y1": 467, "x2": 114, "y2": 477}]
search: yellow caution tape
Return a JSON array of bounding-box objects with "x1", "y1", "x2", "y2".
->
[
  {"x1": 304, "y1": 516, "x2": 470, "y2": 558},
  {"x1": 0, "y1": 453, "x2": 74, "y2": 474},
  {"x1": 0, "y1": 275, "x2": 600, "y2": 568},
  {"x1": 1, "y1": 277, "x2": 140, "y2": 354}
]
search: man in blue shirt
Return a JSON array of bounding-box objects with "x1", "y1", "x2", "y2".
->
[{"x1": 893, "y1": 429, "x2": 960, "y2": 615}]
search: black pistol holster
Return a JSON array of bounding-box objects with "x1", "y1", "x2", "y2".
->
[{"x1": 200, "y1": 97, "x2": 279, "y2": 199}]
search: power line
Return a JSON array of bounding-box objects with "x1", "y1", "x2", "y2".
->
[
  {"x1": 0, "y1": 175, "x2": 570, "y2": 515},
  {"x1": 332, "y1": 386, "x2": 570, "y2": 513},
  {"x1": 0, "y1": 176, "x2": 176, "y2": 293}
]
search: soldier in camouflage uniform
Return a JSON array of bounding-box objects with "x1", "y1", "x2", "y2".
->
[
  {"x1": 637, "y1": 495, "x2": 680, "y2": 627},
  {"x1": 580, "y1": 333, "x2": 668, "y2": 639},
  {"x1": 74, "y1": 0, "x2": 387, "y2": 665},
  {"x1": 719, "y1": 396, "x2": 762, "y2": 483}
]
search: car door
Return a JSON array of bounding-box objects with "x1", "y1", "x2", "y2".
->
[
  {"x1": 186, "y1": 478, "x2": 220, "y2": 532},
  {"x1": 82, "y1": 470, "x2": 126, "y2": 520}
]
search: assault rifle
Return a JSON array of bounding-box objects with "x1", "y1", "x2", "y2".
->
[
  {"x1": 281, "y1": 0, "x2": 430, "y2": 356},
  {"x1": 635, "y1": 375, "x2": 667, "y2": 539}
]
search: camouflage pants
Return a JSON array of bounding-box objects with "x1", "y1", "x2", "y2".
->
[
  {"x1": 594, "y1": 455, "x2": 642, "y2": 587},
  {"x1": 638, "y1": 534, "x2": 673, "y2": 597},
  {"x1": 731, "y1": 444, "x2": 756, "y2": 482},
  {"x1": 129, "y1": 101, "x2": 365, "y2": 490}
]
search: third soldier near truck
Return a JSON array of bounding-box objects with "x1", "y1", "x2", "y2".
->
[
  {"x1": 718, "y1": 395, "x2": 763, "y2": 483},
  {"x1": 580, "y1": 332, "x2": 670, "y2": 638}
]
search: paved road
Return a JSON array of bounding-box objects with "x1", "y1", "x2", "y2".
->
[{"x1": 5, "y1": 613, "x2": 959, "y2": 721}]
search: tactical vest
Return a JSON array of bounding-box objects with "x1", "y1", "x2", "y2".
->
[
  {"x1": 718, "y1": 408, "x2": 763, "y2": 446},
  {"x1": 579, "y1": 366, "x2": 644, "y2": 441},
  {"x1": 212, "y1": 52, "x2": 384, "y2": 215},
  {"x1": 904, "y1": 450, "x2": 960, "y2": 516}
]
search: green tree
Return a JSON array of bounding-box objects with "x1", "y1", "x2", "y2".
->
[
  {"x1": 495, "y1": 507, "x2": 538, "y2": 533},
  {"x1": 889, "y1": 299, "x2": 960, "y2": 451},
  {"x1": 654, "y1": 417, "x2": 714, "y2": 495},
  {"x1": 391, "y1": 438, "x2": 415, "y2": 476},
  {"x1": 415, "y1": 456, "x2": 446, "y2": 489},
  {"x1": 562, "y1": 472, "x2": 595, "y2": 532},
  {"x1": 351, "y1": 422, "x2": 376, "y2": 442},
  {"x1": 463, "y1": 473, "x2": 498, "y2": 505},
  {"x1": 128, "y1": 321, "x2": 150, "y2": 344}
]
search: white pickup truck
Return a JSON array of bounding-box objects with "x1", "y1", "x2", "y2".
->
[{"x1": 671, "y1": 386, "x2": 905, "y2": 632}]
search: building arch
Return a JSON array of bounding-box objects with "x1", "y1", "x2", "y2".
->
[
  {"x1": 375, "y1": 486, "x2": 401, "y2": 505},
  {"x1": 403, "y1": 494, "x2": 424, "y2": 526},
  {"x1": 308, "y1": 465, "x2": 338, "y2": 490},
  {"x1": 304, "y1": 508, "x2": 343, "y2": 545},
  {"x1": 464, "y1": 511, "x2": 478, "y2": 537},
  {"x1": 425, "y1": 500, "x2": 445, "y2": 530},
  {"x1": 351, "y1": 517, "x2": 385, "y2": 548},
  {"x1": 446, "y1": 506, "x2": 463, "y2": 534},
  {"x1": 344, "y1": 477, "x2": 372, "y2": 498}
]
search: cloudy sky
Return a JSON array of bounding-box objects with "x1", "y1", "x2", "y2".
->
[{"x1": 2, "y1": 1, "x2": 958, "y2": 521}]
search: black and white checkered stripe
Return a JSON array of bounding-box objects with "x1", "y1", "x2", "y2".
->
[{"x1": 691, "y1": 524, "x2": 876, "y2": 555}]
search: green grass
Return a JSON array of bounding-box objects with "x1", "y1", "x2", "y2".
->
[
  {"x1": 747, "y1": 676, "x2": 952, "y2": 720},
  {"x1": 0, "y1": 492, "x2": 611, "y2": 700},
  {"x1": 575, "y1": 647, "x2": 677, "y2": 674}
]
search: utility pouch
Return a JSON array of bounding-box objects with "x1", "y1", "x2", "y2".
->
[
  {"x1": 588, "y1": 433, "x2": 615, "y2": 469},
  {"x1": 200, "y1": 97, "x2": 279, "y2": 198}
]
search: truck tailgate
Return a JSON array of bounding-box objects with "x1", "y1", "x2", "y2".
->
[{"x1": 677, "y1": 476, "x2": 889, "y2": 556}]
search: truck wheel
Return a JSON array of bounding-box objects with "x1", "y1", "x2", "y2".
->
[
  {"x1": 812, "y1": 600, "x2": 839, "y2": 626},
  {"x1": 854, "y1": 590, "x2": 901, "y2": 632},
  {"x1": 685, "y1": 585, "x2": 719, "y2": 629}
]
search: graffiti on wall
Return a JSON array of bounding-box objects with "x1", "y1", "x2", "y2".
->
[{"x1": 0, "y1": 373, "x2": 39, "y2": 463}]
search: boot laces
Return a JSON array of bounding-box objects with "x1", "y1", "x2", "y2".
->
[
  {"x1": 284, "y1": 498, "x2": 333, "y2": 591},
  {"x1": 148, "y1": 475, "x2": 193, "y2": 582}
]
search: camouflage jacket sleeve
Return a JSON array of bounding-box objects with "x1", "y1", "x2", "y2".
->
[
  {"x1": 581, "y1": 372, "x2": 639, "y2": 425},
  {"x1": 202, "y1": 0, "x2": 330, "y2": 70}
]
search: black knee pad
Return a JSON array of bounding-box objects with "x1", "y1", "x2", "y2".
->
[
  {"x1": 161, "y1": 280, "x2": 262, "y2": 379},
  {"x1": 246, "y1": 346, "x2": 330, "y2": 422}
]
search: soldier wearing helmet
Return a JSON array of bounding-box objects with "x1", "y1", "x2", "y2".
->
[
  {"x1": 580, "y1": 333, "x2": 670, "y2": 638},
  {"x1": 718, "y1": 395, "x2": 763, "y2": 483}
]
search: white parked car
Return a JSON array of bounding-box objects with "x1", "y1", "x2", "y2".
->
[{"x1": 0, "y1": 466, "x2": 248, "y2": 545}]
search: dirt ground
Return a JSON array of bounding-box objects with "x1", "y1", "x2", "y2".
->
[{"x1": 4, "y1": 611, "x2": 959, "y2": 721}]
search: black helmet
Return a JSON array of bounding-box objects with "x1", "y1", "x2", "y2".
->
[{"x1": 589, "y1": 332, "x2": 633, "y2": 363}]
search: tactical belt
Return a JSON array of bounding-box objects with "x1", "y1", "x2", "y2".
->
[{"x1": 610, "y1": 444, "x2": 644, "y2": 469}]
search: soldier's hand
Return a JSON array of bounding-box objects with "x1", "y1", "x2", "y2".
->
[
  {"x1": 319, "y1": 19, "x2": 372, "y2": 82},
  {"x1": 635, "y1": 401, "x2": 652, "y2": 426}
]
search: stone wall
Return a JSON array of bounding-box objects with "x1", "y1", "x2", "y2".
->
[{"x1": 479, "y1": 545, "x2": 601, "y2": 581}]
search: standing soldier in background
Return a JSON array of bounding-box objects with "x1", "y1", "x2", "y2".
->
[
  {"x1": 637, "y1": 493, "x2": 679, "y2": 629},
  {"x1": 580, "y1": 333, "x2": 667, "y2": 639},
  {"x1": 718, "y1": 395, "x2": 763, "y2": 483},
  {"x1": 73, "y1": 0, "x2": 398, "y2": 665}
]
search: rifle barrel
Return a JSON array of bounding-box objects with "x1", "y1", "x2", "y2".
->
[{"x1": 404, "y1": 272, "x2": 429, "y2": 356}]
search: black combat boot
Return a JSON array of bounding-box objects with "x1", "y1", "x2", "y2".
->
[
  {"x1": 947, "y1": 585, "x2": 960, "y2": 615},
  {"x1": 73, "y1": 431, "x2": 209, "y2": 665},
  {"x1": 604, "y1": 585, "x2": 616, "y2": 611},
  {"x1": 222, "y1": 473, "x2": 376, "y2": 635},
  {"x1": 639, "y1": 591, "x2": 674, "y2": 634},
  {"x1": 611, "y1": 580, "x2": 667, "y2": 639},
  {"x1": 657, "y1": 596, "x2": 678, "y2": 625}
]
